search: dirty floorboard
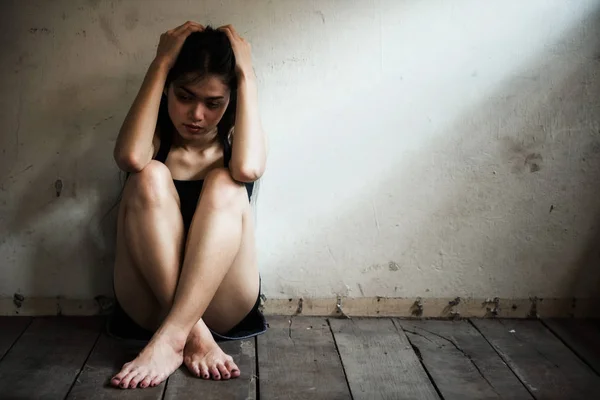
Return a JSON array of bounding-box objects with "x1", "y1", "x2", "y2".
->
[{"x1": 0, "y1": 316, "x2": 599, "y2": 399}]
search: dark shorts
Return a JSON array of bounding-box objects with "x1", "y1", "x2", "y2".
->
[{"x1": 106, "y1": 280, "x2": 267, "y2": 344}]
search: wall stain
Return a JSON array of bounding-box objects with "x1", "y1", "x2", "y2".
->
[
  {"x1": 29, "y1": 28, "x2": 52, "y2": 34},
  {"x1": 388, "y1": 261, "x2": 400, "y2": 271},
  {"x1": 13, "y1": 293, "x2": 24, "y2": 308},
  {"x1": 524, "y1": 153, "x2": 542, "y2": 173},
  {"x1": 502, "y1": 136, "x2": 544, "y2": 174},
  {"x1": 88, "y1": 0, "x2": 102, "y2": 9},
  {"x1": 124, "y1": 8, "x2": 139, "y2": 31},
  {"x1": 99, "y1": 15, "x2": 120, "y2": 49},
  {"x1": 314, "y1": 10, "x2": 325, "y2": 23},
  {"x1": 362, "y1": 263, "x2": 383, "y2": 273}
]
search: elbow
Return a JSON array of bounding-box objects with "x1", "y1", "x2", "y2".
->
[
  {"x1": 230, "y1": 163, "x2": 265, "y2": 183},
  {"x1": 113, "y1": 151, "x2": 147, "y2": 173}
]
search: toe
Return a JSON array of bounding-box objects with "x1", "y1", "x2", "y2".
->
[
  {"x1": 217, "y1": 363, "x2": 230, "y2": 380},
  {"x1": 199, "y1": 362, "x2": 210, "y2": 380},
  {"x1": 129, "y1": 372, "x2": 145, "y2": 388},
  {"x1": 185, "y1": 359, "x2": 201, "y2": 377},
  {"x1": 150, "y1": 373, "x2": 165, "y2": 387},
  {"x1": 225, "y1": 360, "x2": 240, "y2": 378},
  {"x1": 209, "y1": 366, "x2": 221, "y2": 380},
  {"x1": 120, "y1": 370, "x2": 138, "y2": 389},
  {"x1": 111, "y1": 364, "x2": 132, "y2": 386},
  {"x1": 139, "y1": 375, "x2": 153, "y2": 388}
]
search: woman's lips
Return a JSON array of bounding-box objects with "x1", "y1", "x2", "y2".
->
[{"x1": 183, "y1": 124, "x2": 203, "y2": 133}]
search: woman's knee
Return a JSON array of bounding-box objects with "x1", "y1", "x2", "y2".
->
[
  {"x1": 200, "y1": 168, "x2": 247, "y2": 211},
  {"x1": 124, "y1": 160, "x2": 178, "y2": 207}
]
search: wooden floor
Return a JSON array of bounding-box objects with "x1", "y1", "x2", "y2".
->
[{"x1": 0, "y1": 316, "x2": 599, "y2": 399}]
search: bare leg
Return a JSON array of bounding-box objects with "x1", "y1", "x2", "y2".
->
[{"x1": 112, "y1": 164, "x2": 258, "y2": 388}]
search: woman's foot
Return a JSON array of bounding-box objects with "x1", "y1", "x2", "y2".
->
[
  {"x1": 183, "y1": 321, "x2": 240, "y2": 380},
  {"x1": 110, "y1": 328, "x2": 186, "y2": 389}
]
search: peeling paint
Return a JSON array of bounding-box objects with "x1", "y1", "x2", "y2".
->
[
  {"x1": 295, "y1": 298, "x2": 303, "y2": 315},
  {"x1": 411, "y1": 297, "x2": 424, "y2": 316},
  {"x1": 483, "y1": 297, "x2": 500, "y2": 317}
]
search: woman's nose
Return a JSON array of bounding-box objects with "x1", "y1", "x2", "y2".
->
[{"x1": 190, "y1": 103, "x2": 204, "y2": 121}]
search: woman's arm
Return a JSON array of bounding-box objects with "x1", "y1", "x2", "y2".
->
[
  {"x1": 220, "y1": 25, "x2": 268, "y2": 182},
  {"x1": 113, "y1": 60, "x2": 169, "y2": 172},
  {"x1": 229, "y1": 74, "x2": 268, "y2": 182},
  {"x1": 113, "y1": 21, "x2": 204, "y2": 173}
]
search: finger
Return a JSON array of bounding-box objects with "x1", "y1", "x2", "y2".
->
[
  {"x1": 217, "y1": 25, "x2": 231, "y2": 35},
  {"x1": 173, "y1": 21, "x2": 202, "y2": 35},
  {"x1": 170, "y1": 21, "x2": 193, "y2": 34},
  {"x1": 186, "y1": 21, "x2": 205, "y2": 30},
  {"x1": 227, "y1": 25, "x2": 242, "y2": 39},
  {"x1": 219, "y1": 26, "x2": 236, "y2": 43},
  {"x1": 175, "y1": 24, "x2": 203, "y2": 39}
]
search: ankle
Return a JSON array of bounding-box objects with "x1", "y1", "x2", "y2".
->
[
  {"x1": 187, "y1": 322, "x2": 218, "y2": 348},
  {"x1": 154, "y1": 324, "x2": 189, "y2": 351}
]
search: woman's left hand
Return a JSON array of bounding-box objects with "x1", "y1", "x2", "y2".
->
[{"x1": 218, "y1": 24, "x2": 254, "y2": 79}]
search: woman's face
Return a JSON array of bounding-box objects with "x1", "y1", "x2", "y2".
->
[{"x1": 166, "y1": 74, "x2": 231, "y2": 139}]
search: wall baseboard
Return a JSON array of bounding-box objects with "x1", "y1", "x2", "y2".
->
[{"x1": 2, "y1": 296, "x2": 599, "y2": 318}]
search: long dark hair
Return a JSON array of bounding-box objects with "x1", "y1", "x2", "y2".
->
[
  {"x1": 159, "y1": 26, "x2": 238, "y2": 151},
  {"x1": 102, "y1": 26, "x2": 239, "y2": 221}
]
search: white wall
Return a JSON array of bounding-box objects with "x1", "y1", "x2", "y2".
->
[{"x1": 1, "y1": 0, "x2": 599, "y2": 307}]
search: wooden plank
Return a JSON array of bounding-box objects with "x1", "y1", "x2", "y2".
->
[
  {"x1": 396, "y1": 319, "x2": 532, "y2": 400},
  {"x1": 258, "y1": 316, "x2": 351, "y2": 400},
  {"x1": 66, "y1": 333, "x2": 165, "y2": 399},
  {"x1": 0, "y1": 316, "x2": 31, "y2": 360},
  {"x1": 0, "y1": 317, "x2": 103, "y2": 400},
  {"x1": 472, "y1": 319, "x2": 600, "y2": 400},
  {"x1": 330, "y1": 318, "x2": 439, "y2": 400},
  {"x1": 543, "y1": 318, "x2": 600, "y2": 375},
  {"x1": 164, "y1": 338, "x2": 256, "y2": 400}
]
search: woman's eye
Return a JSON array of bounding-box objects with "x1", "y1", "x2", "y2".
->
[
  {"x1": 176, "y1": 93, "x2": 192, "y2": 101},
  {"x1": 207, "y1": 103, "x2": 220, "y2": 109}
]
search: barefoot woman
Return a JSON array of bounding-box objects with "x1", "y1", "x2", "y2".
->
[{"x1": 107, "y1": 21, "x2": 268, "y2": 389}]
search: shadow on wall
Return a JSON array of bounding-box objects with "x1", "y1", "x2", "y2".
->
[
  {"x1": 263, "y1": 5, "x2": 600, "y2": 305},
  {"x1": 4, "y1": 71, "x2": 128, "y2": 304}
]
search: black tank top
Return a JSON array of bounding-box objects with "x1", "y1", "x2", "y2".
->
[{"x1": 153, "y1": 132, "x2": 254, "y2": 233}]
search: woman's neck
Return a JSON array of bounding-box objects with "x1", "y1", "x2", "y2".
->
[{"x1": 173, "y1": 127, "x2": 220, "y2": 153}]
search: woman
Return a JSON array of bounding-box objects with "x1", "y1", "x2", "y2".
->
[{"x1": 107, "y1": 21, "x2": 268, "y2": 389}]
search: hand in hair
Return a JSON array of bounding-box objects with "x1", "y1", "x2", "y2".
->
[
  {"x1": 218, "y1": 25, "x2": 254, "y2": 79},
  {"x1": 155, "y1": 21, "x2": 204, "y2": 70}
]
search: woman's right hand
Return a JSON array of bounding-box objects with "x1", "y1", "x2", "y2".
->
[{"x1": 154, "y1": 21, "x2": 204, "y2": 70}]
